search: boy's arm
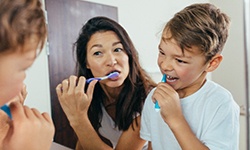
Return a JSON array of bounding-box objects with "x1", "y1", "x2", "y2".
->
[
  {"x1": 167, "y1": 116, "x2": 209, "y2": 150},
  {"x1": 154, "y1": 83, "x2": 209, "y2": 150}
]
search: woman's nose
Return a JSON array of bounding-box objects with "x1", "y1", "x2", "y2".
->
[{"x1": 107, "y1": 54, "x2": 117, "y2": 66}]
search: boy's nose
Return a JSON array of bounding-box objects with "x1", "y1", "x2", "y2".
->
[{"x1": 160, "y1": 59, "x2": 173, "y2": 71}]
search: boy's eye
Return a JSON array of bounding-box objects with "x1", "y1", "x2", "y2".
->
[
  {"x1": 176, "y1": 58, "x2": 186, "y2": 63},
  {"x1": 159, "y1": 50, "x2": 165, "y2": 56}
]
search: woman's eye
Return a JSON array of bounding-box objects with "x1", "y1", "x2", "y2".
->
[
  {"x1": 114, "y1": 48, "x2": 122, "y2": 52},
  {"x1": 93, "y1": 51, "x2": 102, "y2": 56}
]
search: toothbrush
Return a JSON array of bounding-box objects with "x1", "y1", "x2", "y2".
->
[
  {"x1": 86, "y1": 72, "x2": 119, "y2": 83},
  {"x1": 155, "y1": 74, "x2": 167, "y2": 112},
  {"x1": 0, "y1": 104, "x2": 12, "y2": 119}
]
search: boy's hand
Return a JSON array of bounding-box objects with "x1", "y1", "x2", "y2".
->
[
  {"x1": 3, "y1": 101, "x2": 55, "y2": 150},
  {"x1": 152, "y1": 82, "x2": 183, "y2": 125},
  {"x1": 10, "y1": 84, "x2": 27, "y2": 105}
]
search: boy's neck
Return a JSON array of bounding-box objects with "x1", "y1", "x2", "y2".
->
[{"x1": 177, "y1": 72, "x2": 207, "y2": 98}]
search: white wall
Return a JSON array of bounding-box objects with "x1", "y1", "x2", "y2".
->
[{"x1": 24, "y1": 0, "x2": 247, "y2": 149}]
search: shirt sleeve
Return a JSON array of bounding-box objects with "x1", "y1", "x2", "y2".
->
[
  {"x1": 140, "y1": 90, "x2": 154, "y2": 141},
  {"x1": 202, "y1": 95, "x2": 240, "y2": 150}
]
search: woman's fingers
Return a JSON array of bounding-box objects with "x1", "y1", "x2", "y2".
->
[
  {"x1": 68, "y1": 75, "x2": 78, "y2": 94},
  {"x1": 61, "y1": 79, "x2": 69, "y2": 93},
  {"x1": 75, "y1": 76, "x2": 86, "y2": 93},
  {"x1": 56, "y1": 83, "x2": 62, "y2": 97},
  {"x1": 86, "y1": 80, "x2": 98, "y2": 101}
]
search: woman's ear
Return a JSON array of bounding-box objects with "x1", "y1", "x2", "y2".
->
[{"x1": 205, "y1": 54, "x2": 223, "y2": 72}]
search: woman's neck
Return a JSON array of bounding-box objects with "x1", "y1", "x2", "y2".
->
[
  {"x1": 100, "y1": 84, "x2": 124, "y2": 120},
  {"x1": 100, "y1": 84, "x2": 123, "y2": 105}
]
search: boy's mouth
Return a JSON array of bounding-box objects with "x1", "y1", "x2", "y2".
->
[{"x1": 166, "y1": 75, "x2": 178, "y2": 82}]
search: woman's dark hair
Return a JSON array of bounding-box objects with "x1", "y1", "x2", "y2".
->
[{"x1": 74, "y1": 16, "x2": 156, "y2": 132}]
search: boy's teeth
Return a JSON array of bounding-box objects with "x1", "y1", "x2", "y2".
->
[{"x1": 167, "y1": 75, "x2": 173, "y2": 79}]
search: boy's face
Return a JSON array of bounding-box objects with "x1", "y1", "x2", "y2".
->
[
  {"x1": 0, "y1": 38, "x2": 38, "y2": 106},
  {"x1": 158, "y1": 31, "x2": 210, "y2": 97}
]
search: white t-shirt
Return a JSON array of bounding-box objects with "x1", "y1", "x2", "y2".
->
[
  {"x1": 140, "y1": 80, "x2": 240, "y2": 150},
  {"x1": 99, "y1": 105, "x2": 148, "y2": 149}
]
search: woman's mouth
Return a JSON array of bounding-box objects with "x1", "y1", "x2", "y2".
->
[
  {"x1": 106, "y1": 71, "x2": 120, "y2": 81},
  {"x1": 106, "y1": 70, "x2": 120, "y2": 76}
]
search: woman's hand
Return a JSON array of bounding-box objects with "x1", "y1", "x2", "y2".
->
[{"x1": 56, "y1": 76, "x2": 97, "y2": 124}]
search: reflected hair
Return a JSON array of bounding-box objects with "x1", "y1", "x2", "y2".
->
[{"x1": 0, "y1": 0, "x2": 47, "y2": 53}]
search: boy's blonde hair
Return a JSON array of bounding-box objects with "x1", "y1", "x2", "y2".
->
[
  {"x1": 0, "y1": 0, "x2": 47, "y2": 52},
  {"x1": 164, "y1": 3, "x2": 230, "y2": 62}
]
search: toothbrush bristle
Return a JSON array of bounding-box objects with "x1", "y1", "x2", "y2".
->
[{"x1": 108, "y1": 72, "x2": 119, "y2": 79}]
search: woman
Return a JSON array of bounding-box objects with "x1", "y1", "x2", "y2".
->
[{"x1": 56, "y1": 16, "x2": 156, "y2": 150}]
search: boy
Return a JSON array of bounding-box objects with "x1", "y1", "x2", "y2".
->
[
  {"x1": 0, "y1": 0, "x2": 55, "y2": 149},
  {"x1": 140, "y1": 3, "x2": 239, "y2": 150}
]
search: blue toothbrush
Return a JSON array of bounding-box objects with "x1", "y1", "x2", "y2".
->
[
  {"x1": 155, "y1": 74, "x2": 167, "y2": 112},
  {"x1": 86, "y1": 72, "x2": 119, "y2": 83},
  {"x1": 0, "y1": 104, "x2": 12, "y2": 119}
]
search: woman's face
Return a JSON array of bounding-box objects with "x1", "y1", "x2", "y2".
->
[{"x1": 86, "y1": 31, "x2": 129, "y2": 88}]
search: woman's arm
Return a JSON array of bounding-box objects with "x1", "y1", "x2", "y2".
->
[
  {"x1": 75, "y1": 117, "x2": 146, "y2": 150},
  {"x1": 72, "y1": 115, "x2": 113, "y2": 150},
  {"x1": 115, "y1": 116, "x2": 146, "y2": 150}
]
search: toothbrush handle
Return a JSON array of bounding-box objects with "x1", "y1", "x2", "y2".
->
[
  {"x1": 155, "y1": 74, "x2": 167, "y2": 111},
  {"x1": 0, "y1": 104, "x2": 12, "y2": 119},
  {"x1": 155, "y1": 101, "x2": 160, "y2": 110},
  {"x1": 86, "y1": 78, "x2": 100, "y2": 83}
]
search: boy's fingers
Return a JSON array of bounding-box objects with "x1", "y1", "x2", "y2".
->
[
  {"x1": 42, "y1": 112, "x2": 53, "y2": 123},
  {"x1": 8, "y1": 101, "x2": 25, "y2": 120}
]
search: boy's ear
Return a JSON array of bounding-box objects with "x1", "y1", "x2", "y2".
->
[{"x1": 205, "y1": 54, "x2": 223, "y2": 72}]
